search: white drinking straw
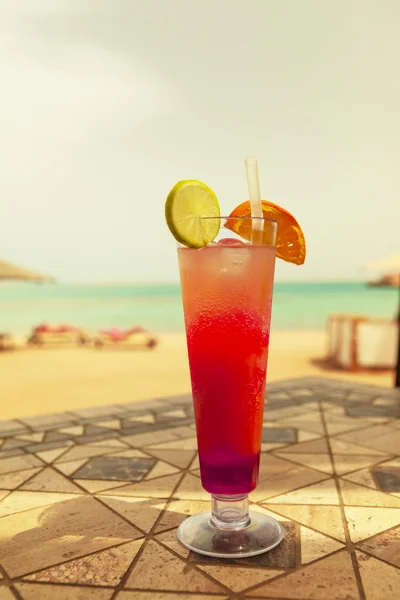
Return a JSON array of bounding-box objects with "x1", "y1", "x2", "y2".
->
[{"x1": 245, "y1": 156, "x2": 263, "y2": 243}]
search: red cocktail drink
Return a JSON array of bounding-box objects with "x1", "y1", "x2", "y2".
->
[{"x1": 179, "y1": 240, "x2": 275, "y2": 495}]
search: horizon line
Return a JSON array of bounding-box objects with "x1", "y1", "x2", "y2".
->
[{"x1": 3, "y1": 277, "x2": 371, "y2": 286}]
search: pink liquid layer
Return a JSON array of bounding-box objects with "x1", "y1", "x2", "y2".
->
[
  {"x1": 187, "y1": 311, "x2": 268, "y2": 494},
  {"x1": 178, "y1": 243, "x2": 275, "y2": 495}
]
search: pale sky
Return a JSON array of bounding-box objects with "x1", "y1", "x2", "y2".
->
[{"x1": 1, "y1": 0, "x2": 399, "y2": 283}]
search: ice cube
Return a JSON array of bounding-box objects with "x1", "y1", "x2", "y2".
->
[{"x1": 217, "y1": 237, "x2": 246, "y2": 247}]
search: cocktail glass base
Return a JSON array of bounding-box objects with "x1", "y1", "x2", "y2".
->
[{"x1": 177, "y1": 510, "x2": 284, "y2": 558}]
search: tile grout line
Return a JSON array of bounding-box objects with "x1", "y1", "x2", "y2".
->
[
  {"x1": 336, "y1": 453, "x2": 398, "y2": 474},
  {"x1": 12, "y1": 465, "x2": 47, "y2": 492},
  {"x1": 0, "y1": 494, "x2": 82, "y2": 520},
  {"x1": 9, "y1": 585, "x2": 23, "y2": 600},
  {"x1": 264, "y1": 500, "x2": 398, "y2": 509},
  {"x1": 327, "y1": 428, "x2": 400, "y2": 453},
  {"x1": 20, "y1": 580, "x2": 223, "y2": 600},
  {"x1": 32, "y1": 442, "x2": 75, "y2": 465},
  {"x1": 0, "y1": 563, "x2": 23, "y2": 600},
  {"x1": 325, "y1": 420, "x2": 387, "y2": 438},
  {"x1": 0, "y1": 562, "x2": 10, "y2": 584},
  {"x1": 266, "y1": 450, "x2": 333, "y2": 475},
  {"x1": 10, "y1": 538, "x2": 144, "y2": 583},
  {"x1": 120, "y1": 589, "x2": 231, "y2": 597},
  {"x1": 271, "y1": 450, "x2": 399, "y2": 483},
  {"x1": 191, "y1": 568, "x2": 244, "y2": 600},
  {"x1": 240, "y1": 554, "x2": 342, "y2": 598},
  {"x1": 244, "y1": 595, "x2": 307, "y2": 600},
  {"x1": 12, "y1": 418, "x2": 35, "y2": 434},
  {"x1": 51, "y1": 443, "x2": 146, "y2": 465},
  {"x1": 355, "y1": 545, "x2": 400, "y2": 570},
  {"x1": 255, "y1": 504, "x2": 346, "y2": 545},
  {"x1": 147, "y1": 452, "x2": 198, "y2": 535},
  {"x1": 90, "y1": 494, "x2": 148, "y2": 537},
  {"x1": 0, "y1": 490, "x2": 13, "y2": 504},
  {"x1": 13, "y1": 579, "x2": 136, "y2": 594},
  {"x1": 353, "y1": 520, "x2": 400, "y2": 548},
  {"x1": 319, "y1": 398, "x2": 366, "y2": 600},
  {"x1": 254, "y1": 474, "x2": 331, "y2": 505},
  {"x1": 143, "y1": 447, "x2": 197, "y2": 470},
  {"x1": 340, "y1": 457, "x2": 400, "y2": 499}
]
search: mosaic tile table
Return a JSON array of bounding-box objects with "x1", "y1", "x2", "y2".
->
[{"x1": 0, "y1": 377, "x2": 399, "y2": 600}]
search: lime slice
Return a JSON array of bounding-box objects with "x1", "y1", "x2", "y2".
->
[{"x1": 165, "y1": 180, "x2": 220, "y2": 248}]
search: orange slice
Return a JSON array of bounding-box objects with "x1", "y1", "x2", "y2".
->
[{"x1": 225, "y1": 200, "x2": 306, "y2": 265}]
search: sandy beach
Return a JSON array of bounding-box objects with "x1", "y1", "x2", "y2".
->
[{"x1": 0, "y1": 331, "x2": 392, "y2": 419}]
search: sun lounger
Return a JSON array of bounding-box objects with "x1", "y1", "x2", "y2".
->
[
  {"x1": 327, "y1": 313, "x2": 398, "y2": 371},
  {"x1": 326, "y1": 313, "x2": 366, "y2": 365},
  {"x1": 0, "y1": 333, "x2": 14, "y2": 351},
  {"x1": 94, "y1": 327, "x2": 158, "y2": 349},
  {"x1": 28, "y1": 324, "x2": 91, "y2": 347}
]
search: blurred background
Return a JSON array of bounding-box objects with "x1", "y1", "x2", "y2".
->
[{"x1": 1, "y1": 0, "x2": 399, "y2": 418}]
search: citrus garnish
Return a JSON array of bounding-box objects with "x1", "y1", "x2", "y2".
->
[
  {"x1": 165, "y1": 180, "x2": 220, "y2": 248},
  {"x1": 225, "y1": 200, "x2": 306, "y2": 265}
]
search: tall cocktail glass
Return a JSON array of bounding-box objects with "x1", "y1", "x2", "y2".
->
[{"x1": 177, "y1": 216, "x2": 284, "y2": 558}]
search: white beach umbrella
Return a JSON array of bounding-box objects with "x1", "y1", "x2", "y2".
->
[
  {"x1": 0, "y1": 259, "x2": 55, "y2": 346},
  {"x1": 0, "y1": 258, "x2": 55, "y2": 282},
  {"x1": 364, "y1": 252, "x2": 400, "y2": 272}
]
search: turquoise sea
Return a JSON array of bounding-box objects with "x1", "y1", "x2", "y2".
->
[{"x1": 0, "y1": 282, "x2": 398, "y2": 336}]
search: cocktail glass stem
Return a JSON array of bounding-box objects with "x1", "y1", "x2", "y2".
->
[{"x1": 211, "y1": 494, "x2": 250, "y2": 530}]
